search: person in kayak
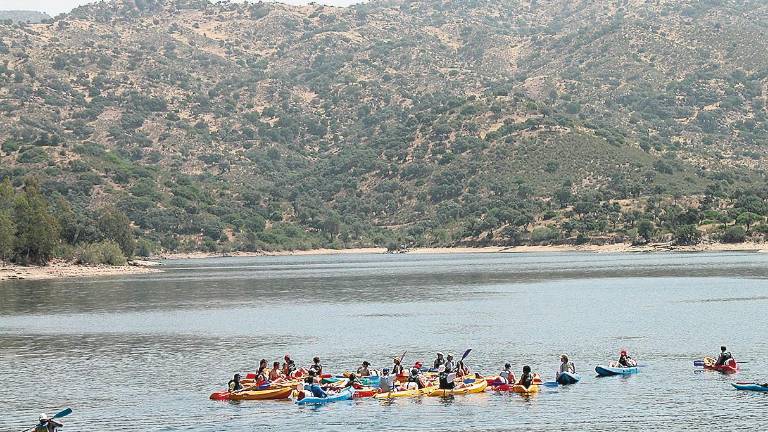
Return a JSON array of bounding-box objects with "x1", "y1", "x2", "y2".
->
[
  {"x1": 357, "y1": 361, "x2": 372, "y2": 377},
  {"x1": 282, "y1": 354, "x2": 297, "y2": 377},
  {"x1": 559, "y1": 355, "x2": 576, "y2": 375},
  {"x1": 255, "y1": 360, "x2": 269, "y2": 386},
  {"x1": 228, "y1": 373, "x2": 244, "y2": 392},
  {"x1": 379, "y1": 368, "x2": 396, "y2": 392},
  {"x1": 438, "y1": 366, "x2": 456, "y2": 390},
  {"x1": 345, "y1": 373, "x2": 362, "y2": 389},
  {"x1": 406, "y1": 367, "x2": 426, "y2": 389},
  {"x1": 392, "y1": 357, "x2": 404, "y2": 375},
  {"x1": 309, "y1": 356, "x2": 323, "y2": 375},
  {"x1": 433, "y1": 352, "x2": 445, "y2": 370},
  {"x1": 498, "y1": 363, "x2": 514, "y2": 384},
  {"x1": 304, "y1": 370, "x2": 327, "y2": 398},
  {"x1": 269, "y1": 361, "x2": 285, "y2": 382},
  {"x1": 616, "y1": 350, "x2": 636, "y2": 367},
  {"x1": 518, "y1": 365, "x2": 534, "y2": 389},
  {"x1": 444, "y1": 353, "x2": 455, "y2": 373},
  {"x1": 715, "y1": 346, "x2": 733, "y2": 366},
  {"x1": 35, "y1": 414, "x2": 63, "y2": 432},
  {"x1": 456, "y1": 360, "x2": 471, "y2": 378}
]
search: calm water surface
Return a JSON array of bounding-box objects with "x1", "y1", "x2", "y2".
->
[{"x1": 2, "y1": 252, "x2": 768, "y2": 431}]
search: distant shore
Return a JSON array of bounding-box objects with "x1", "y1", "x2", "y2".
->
[
  {"x1": 2, "y1": 242, "x2": 765, "y2": 283},
  {"x1": 158, "y1": 241, "x2": 768, "y2": 260},
  {"x1": 0, "y1": 259, "x2": 162, "y2": 283}
]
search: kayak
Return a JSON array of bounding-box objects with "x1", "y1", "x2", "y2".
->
[
  {"x1": 595, "y1": 365, "x2": 639, "y2": 376},
  {"x1": 494, "y1": 382, "x2": 541, "y2": 394},
  {"x1": 325, "y1": 376, "x2": 380, "y2": 386},
  {"x1": 703, "y1": 357, "x2": 739, "y2": 374},
  {"x1": 427, "y1": 380, "x2": 488, "y2": 397},
  {"x1": 353, "y1": 388, "x2": 377, "y2": 398},
  {"x1": 374, "y1": 386, "x2": 436, "y2": 399},
  {"x1": 557, "y1": 372, "x2": 581, "y2": 385},
  {"x1": 732, "y1": 383, "x2": 768, "y2": 392},
  {"x1": 296, "y1": 387, "x2": 354, "y2": 405},
  {"x1": 212, "y1": 386, "x2": 293, "y2": 401}
]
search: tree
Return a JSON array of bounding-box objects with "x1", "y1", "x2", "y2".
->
[
  {"x1": 736, "y1": 212, "x2": 762, "y2": 230},
  {"x1": 0, "y1": 212, "x2": 14, "y2": 263},
  {"x1": 721, "y1": 226, "x2": 746, "y2": 244},
  {"x1": 674, "y1": 224, "x2": 702, "y2": 246},
  {"x1": 637, "y1": 220, "x2": 654, "y2": 244},
  {"x1": 98, "y1": 207, "x2": 136, "y2": 258},
  {"x1": 13, "y1": 180, "x2": 60, "y2": 265}
]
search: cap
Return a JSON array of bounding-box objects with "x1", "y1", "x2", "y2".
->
[
  {"x1": 39, "y1": 413, "x2": 49, "y2": 421},
  {"x1": 436, "y1": 352, "x2": 443, "y2": 356}
]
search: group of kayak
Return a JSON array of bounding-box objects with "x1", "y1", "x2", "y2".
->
[{"x1": 209, "y1": 346, "x2": 768, "y2": 404}]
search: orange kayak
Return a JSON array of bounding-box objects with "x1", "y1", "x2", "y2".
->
[{"x1": 211, "y1": 386, "x2": 293, "y2": 401}]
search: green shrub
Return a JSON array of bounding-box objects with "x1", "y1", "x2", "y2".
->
[
  {"x1": 76, "y1": 241, "x2": 127, "y2": 265},
  {"x1": 674, "y1": 224, "x2": 702, "y2": 246},
  {"x1": 721, "y1": 225, "x2": 746, "y2": 243},
  {"x1": 531, "y1": 227, "x2": 558, "y2": 243}
]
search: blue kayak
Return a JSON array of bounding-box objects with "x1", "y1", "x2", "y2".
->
[
  {"x1": 732, "y1": 383, "x2": 768, "y2": 392},
  {"x1": 296, "y1": 387, "x2": 354, "y2": 405},
  {"x1": 557, "y1": 372, "x2": 581, "y2": 385},
  {"x1": 595, "y1": 365, "x2": 639, "y2": 377}
]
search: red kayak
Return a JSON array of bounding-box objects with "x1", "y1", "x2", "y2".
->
[{"x1": 704, "y1": 357, "x2": 739, "y2": 374}]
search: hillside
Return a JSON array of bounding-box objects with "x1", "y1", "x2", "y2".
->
[
  {"x1": 0, "y1": 0, "x2": 767, "y2": 256},
  {"x1": 0, "y1": 10, "x2": 51, "y2": 24}
]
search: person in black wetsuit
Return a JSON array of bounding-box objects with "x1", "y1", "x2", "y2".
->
[
  {"x1": 228, "y1": 373, "x2": 243, "y2": 392},
  {"x1": 309, "y1": 356, "x2": 323, "y2": 375},
  {"x1": 407, "y1": 367, "x2": 425, "y2": 389},
  {"x1": 617, "y1": 350, "x2": 633, "y2": 367},
  {"x1": 715, "y1": 346, "x2": 732, "y2": 366},
  {"x1": 518, "y1": 366, "x2": 534, "y2": 389},
  {"x1": 438, "y1": 366, "x2": 455, "y2": 390}
]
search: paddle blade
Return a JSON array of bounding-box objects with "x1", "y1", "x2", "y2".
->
[
  {"x1": 460, "y1": 348, "x2": 472, "y2": 361},
  {"x1": 399, "y1": 351, "x2": 407, "y2": 363},
  {"x1": 543, "y1": 381, "x2": 559, "y2": 388},
  {"x1": 53, "y1": 408, "x2": 72, "y2": 419},
  {"x1": 693, "y1": 360, "x2": 704, "y2": 367}
]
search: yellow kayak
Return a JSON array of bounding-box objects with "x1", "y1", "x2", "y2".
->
[
  {"x1": 510, "y1": 384, "x2": 540, "y2": 394},
  {"x1": 374, "y1": 386, "x2": 437, "y2": 399},
  {"x1": 427, "y1": 380, "x2": 488, "y2": 397}
]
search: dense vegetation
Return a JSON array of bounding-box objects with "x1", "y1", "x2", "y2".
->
[{"x1": 0, "y1": 0, "x2": 767, "y2": 261}]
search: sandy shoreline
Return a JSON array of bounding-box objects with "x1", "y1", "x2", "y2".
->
[
  {"x1": 157, "y1": 242, "x2": 768, "y2": 260},
  {"x1": 0, "y1": 260, "x2": 162, "y2": 283}
]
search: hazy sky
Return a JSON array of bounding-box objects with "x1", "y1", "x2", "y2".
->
[{"x1": 0, "y1": 0, "x2": 363, "y2": 16}]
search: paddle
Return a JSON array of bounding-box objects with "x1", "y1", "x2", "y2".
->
[
  {"x1": 459, "y1": 348, "x2": 472, "y2": 363},
  {"x1": 20, "y1": 408, "x2": 72, "y2": 432}
]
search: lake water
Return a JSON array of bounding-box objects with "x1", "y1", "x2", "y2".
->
[{"x1": 2, "y1": 252, "x2": 767, "y2": 431}]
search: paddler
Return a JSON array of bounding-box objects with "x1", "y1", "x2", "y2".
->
[
  {"x1": 499, "y1": 363, "x2": 514, "y2": 384},
  {"x1": 379, "y1": 368, "x2": 395, "y2": 392},
  {"x1": 304, "y1": 370, "x2": 327, "y2": 398},
  {"x1": 432, "y1": 352, "x2": 445, "y2": 370},
  {"x1": 282, "y1": 354, "x2": 297, "y2": 377},
  {"x1": 357, "y1": 361, "x2": 372, "y2": 377},
  {"x1": 309, "y1": 356, "x2": 323, "y2": 375},
  {"x1": 34, "y1": 414, "x2": 63, "y2": 432},
  {"x1": 228, "y1": 373, "x2": 244, "y2": 392},
  {"x1": 406, "y1": 366, "x2": 426, "y2": 389},
  {"x1": 616, "y1": 350, "x2": 635, "y2": 367},
  {"x1": 269, "y1": 361, "x2": 285, "y2": 382},
  {"x1": 518, "y1": 365, "x2": 534, "y2": 389},
  {"x1": 438, "y1": 366, "x2": 456, "y2": 390},
  {"x1": 558, "y1": 354, "x2": 576, "y2": 375},
  {"x1": 715, "y1": 346, "x2": 733, "y2": 366},
  {"x1": 444, "y1": 353, "x2": 455, "y2": 373},
  {"x1": 345, "y1": 373, "x2": 362, "y2": 389},
  {"x1": 392, "y1": 357, "x2": 404, "y2": 375},
  {"x1": 456, "y1": 360, "x2": 471, "y2": 378}
]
